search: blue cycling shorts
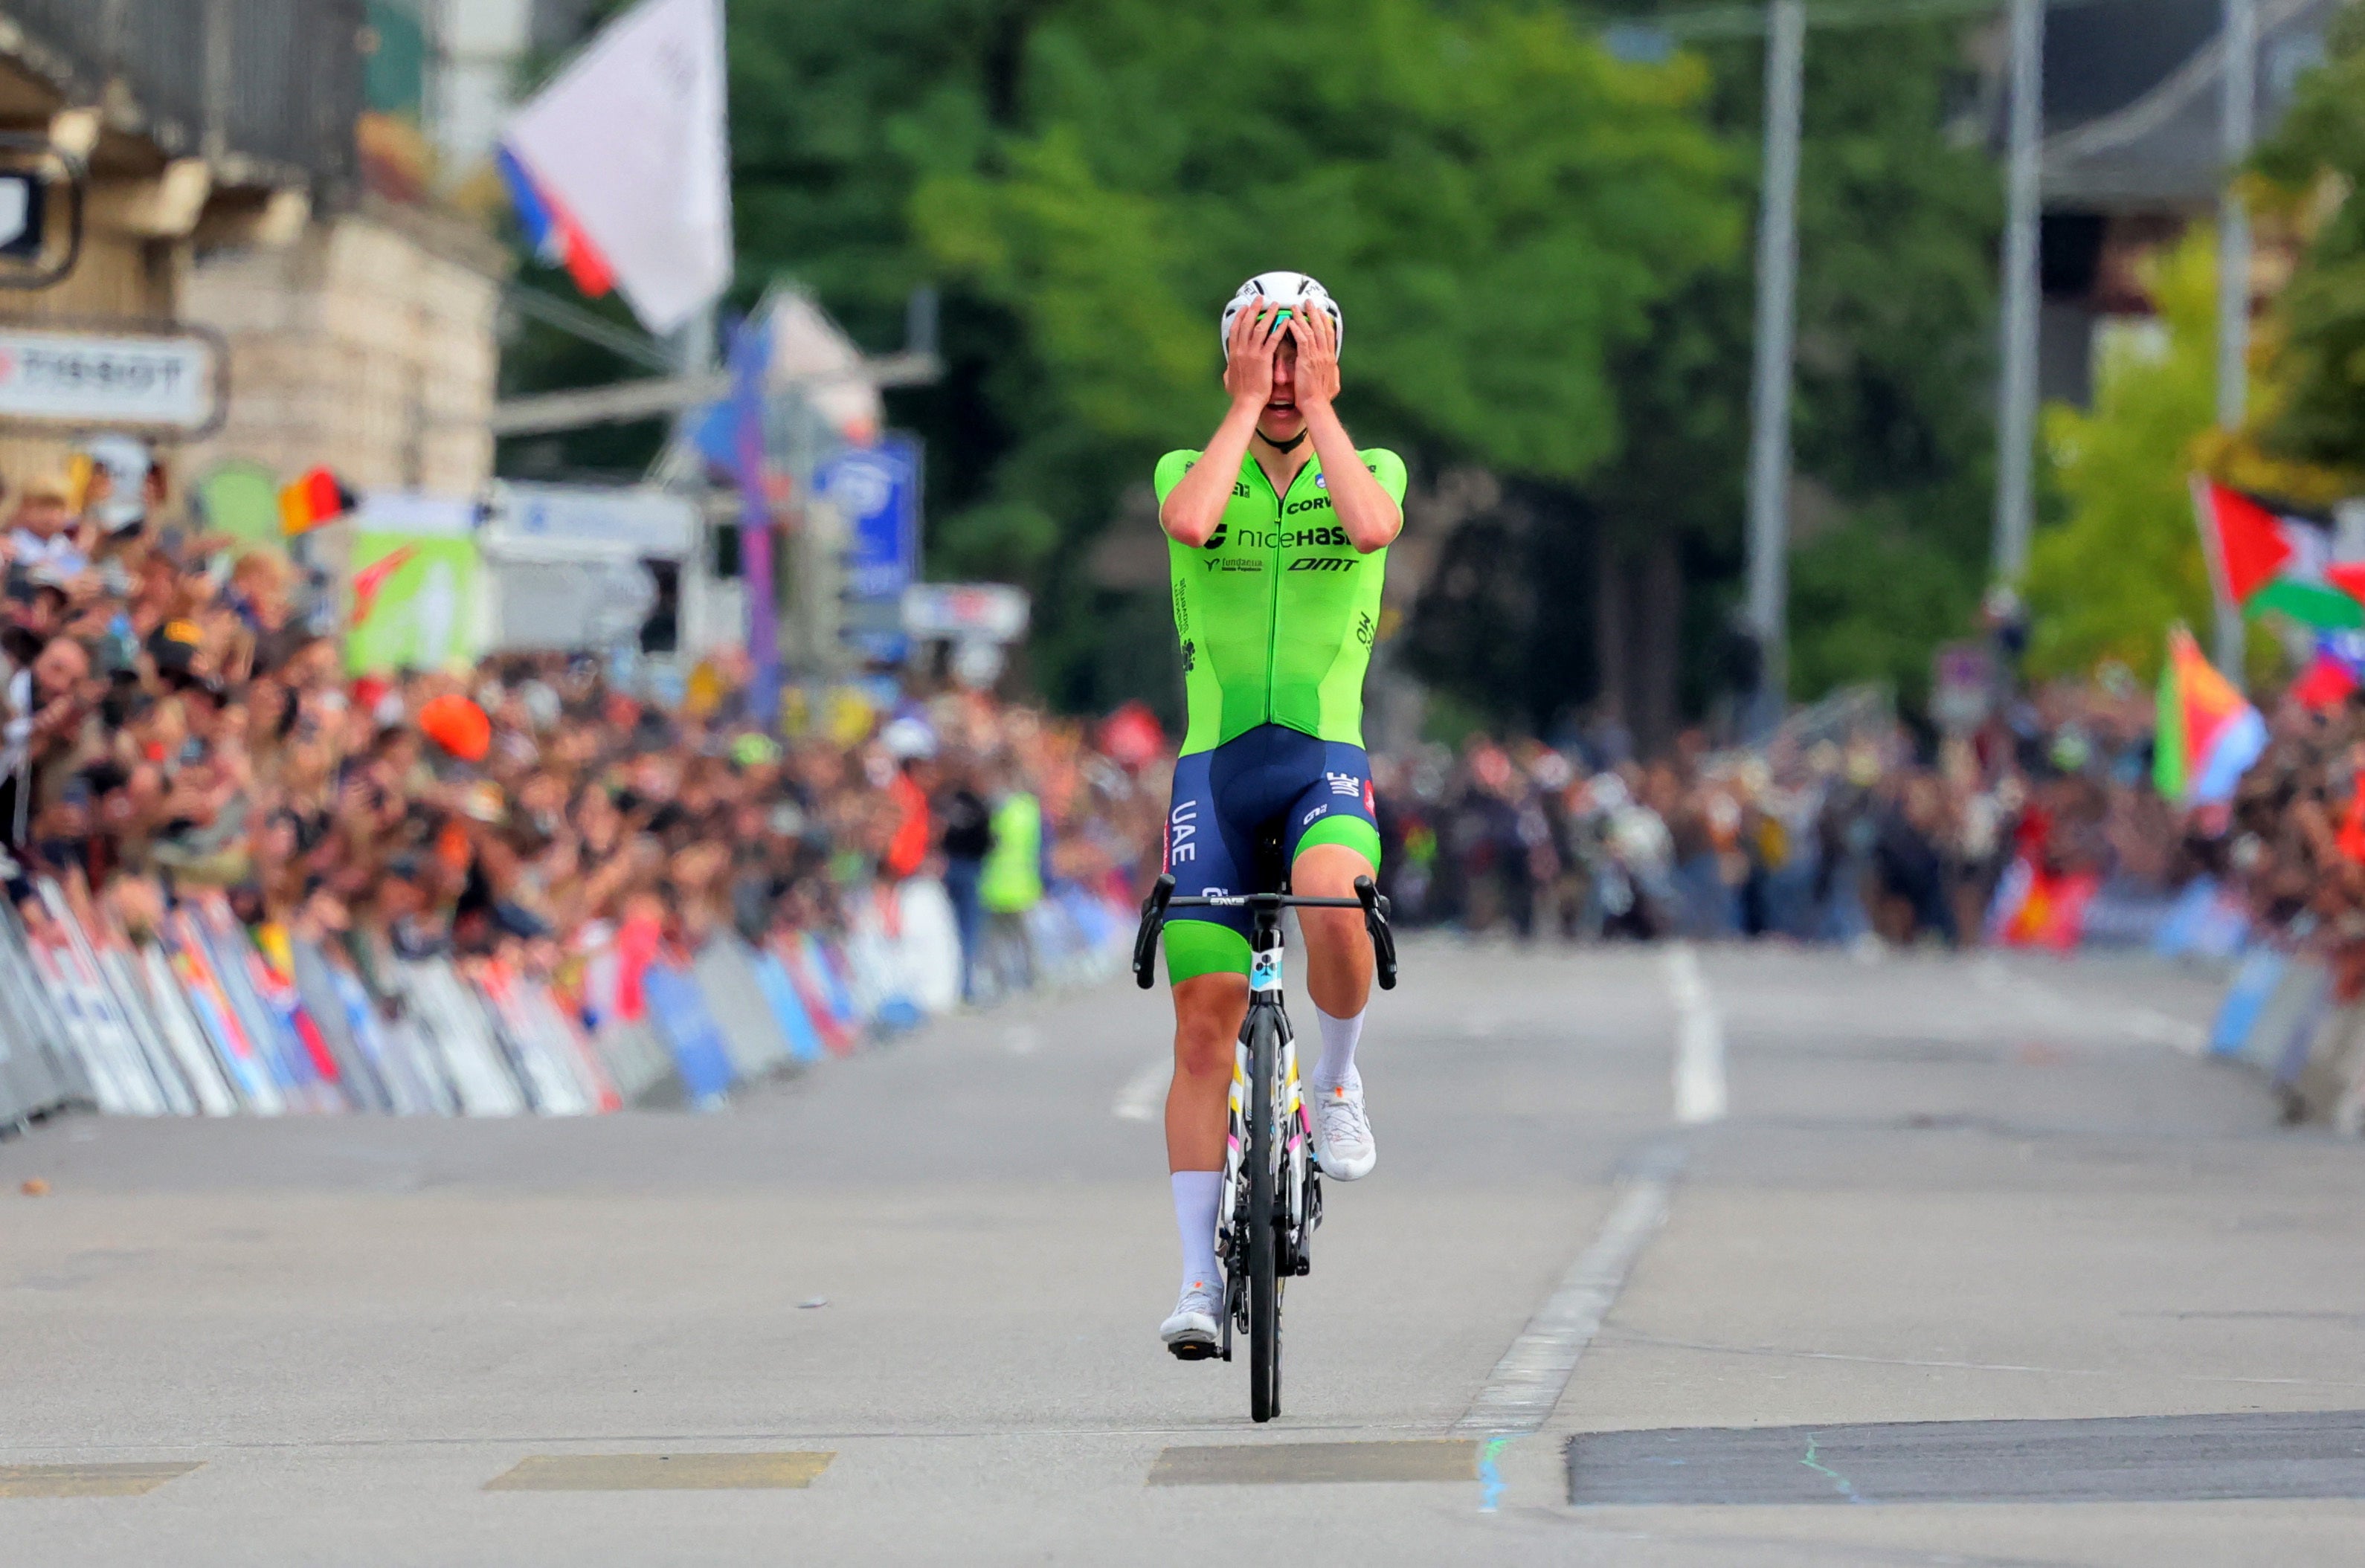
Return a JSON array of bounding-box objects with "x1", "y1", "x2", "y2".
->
[{"x1": 1162, "y1": 724, "x2": 1382, "y2": 984}]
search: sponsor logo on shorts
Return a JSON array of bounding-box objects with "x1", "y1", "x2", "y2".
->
[
  {"x1": 1168, "y1": 799, "x2": 1200, "y2": 865},
  {"x1": 1302, "y1": 804, "x2": 1328, "y2": 826},
  {"x1": 1326, "y1": 771, "x2": 1360, "y2": 798}
]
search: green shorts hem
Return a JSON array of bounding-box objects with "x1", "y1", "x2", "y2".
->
[
  {"x1": 1296, "y1": 816, "x2": 1382, "y2": 868},
  {"x1": 1164, "y1": 920, "x2": 1252, "y2": 984}
]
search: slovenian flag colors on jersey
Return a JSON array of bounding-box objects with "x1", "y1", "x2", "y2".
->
[
  {"x1": 2195, "y1": 480, "x2": 2364, "y2": 630},
  {"x1": 2154, "y1": 625, "x2": 2267, "y2": 805}
]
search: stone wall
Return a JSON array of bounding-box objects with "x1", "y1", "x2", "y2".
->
[{"x1": 181, "y1": 196, "x2": 505, "y2": 497}]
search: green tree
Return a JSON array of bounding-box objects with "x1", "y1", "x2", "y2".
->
[
  {"x1": 726, "y1": 0, "x2": 1061, "y2": 575},
  {"x1": 1748, "y1": 14, "x2": 2001, "y2": 709},
  {"x1": 1409, "y1": 10, "x2": 2005, "y2": 739},
  {"x1": 905, "y1": 0, "x2": 1737, "y2": 709},
  {"x1": 2251, "y1": 4, "x2": 2365, "y2": 477},
  {"x1": 913, "y1": 0, "x2": 1734, "y2": 477},
  {"x1": 2022, "y1": 233, "x2": 2220, "y2": 681}
]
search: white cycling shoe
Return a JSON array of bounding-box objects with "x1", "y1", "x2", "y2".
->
[
  {"x1": 1161, "y1": 1280, "x2": 1223, "y2": 1360},
  {"x1": 1312, "y1": 1074, "x2": 1377, "y2": 1181}
]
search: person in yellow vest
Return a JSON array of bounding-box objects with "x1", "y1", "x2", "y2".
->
[{"x1": 978, "y1": 765, "x2": 1044, "y2": 996}]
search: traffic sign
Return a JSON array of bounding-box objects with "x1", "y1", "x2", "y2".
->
[
  {"x1": 902, "y1": 582, "x2": 1029, "y2": 645},
  {"x1": 818, "y1": 435, "x2": 921, "y2": 600},
  {"x1": 482, "y1": 480, "x2": 697, "y2": 555}
]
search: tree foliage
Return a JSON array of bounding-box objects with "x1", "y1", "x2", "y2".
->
[
  {"x1": 1411, "y1": 11, "x2": 2004, "y2": 730},
  {"x1": 2250, "y1": 4, "x2": 2365, "y2": 477},
  {"x1": 691, "y1": 0, "x2": 1740, "y2": 713},
  {"x1": 1751, "y1": 16, "x2": 2001, "y2": 706},
  {"x1": 512, "y1": 0, "x2": 2010, "y2": 729},
  {"x1": 911, "y1": 0, "x2": 1737, "y2": 481},
  {"x1": 2022, "y1": 233, "x2": 2220, "y2": 682}
]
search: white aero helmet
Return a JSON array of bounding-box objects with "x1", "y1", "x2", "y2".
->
[{"x1": 1220, "y1": 271, "x2": 1341, "y2": 361}]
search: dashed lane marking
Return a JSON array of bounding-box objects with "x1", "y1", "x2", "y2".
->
[
  {"x1": 1147, "y1": 1440, "x2": 1476, "y2": 1486},
  {"x1": 483, "y1": 1453, "x2": 834, "y2": 1491},
  {"x1": 1666, "y1": 943, "x2": 1728, "y2": 1126},
  {"x1": 0, "y1": 1462, "x2": 202, "y2": 1497}
]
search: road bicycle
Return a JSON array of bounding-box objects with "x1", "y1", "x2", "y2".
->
[{"x1": 1133, "y1": 868, "x2": 1397, "y2": 1423}]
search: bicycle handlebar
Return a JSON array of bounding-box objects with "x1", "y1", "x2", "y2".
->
[
  {"x1": 1161, "y1": 894, "x2": 1367, "y2": 910},
  {"x1": 1132, "y1": 873, "x2": 1398, "y2": 993}
]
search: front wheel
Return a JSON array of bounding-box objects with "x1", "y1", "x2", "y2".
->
[{"x1": 1246, "y1": 1006, "x2": 1282, "y2": 1422}]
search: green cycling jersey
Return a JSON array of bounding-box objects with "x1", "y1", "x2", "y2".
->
[{"x1": 1154, "y1": 445, "x2": 1408, "y2": 757}]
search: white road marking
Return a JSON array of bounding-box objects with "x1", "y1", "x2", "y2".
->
[
  {"x1": 1452, "y1": 1175, "x2": 1673, "y2": 1436},
  {"x1": 1666, "y1": 943, "x2": 1728, "y2": 1126},
  {"x1": 1113, "y1": 1055, "x2": 1171, "y2": 1122},
  {"x1": 1976, "y1": 958, "x2": 2207, "y2": 1055}
]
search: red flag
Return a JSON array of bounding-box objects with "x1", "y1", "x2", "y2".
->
[
  {"x1": 2199, "y1": 483, "x2": 2294, "y2": 604},
  {"x1": 2291, "y1": 652, "x2": 2359, "y2": 712}
]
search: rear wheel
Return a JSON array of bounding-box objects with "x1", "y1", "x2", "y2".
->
[{"x1": 1246, "y1": 1007, "x2": 1282, "y2": 1422}]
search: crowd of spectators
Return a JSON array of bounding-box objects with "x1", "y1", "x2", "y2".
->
[
  {"x1": 2223, "y1": 691, "x2": 2365, "y2": 998},
  {"x1": 0, "y1": 445, "x2": 1165, "y2": 1020},
  {"x1": 9, "y1": 436, "x2": 2355, "y2": 1003},
  {"x1": 1371, "y1": 678, "x2": 2213, "y2": 955}
]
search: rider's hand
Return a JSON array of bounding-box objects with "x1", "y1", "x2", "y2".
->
[
  {"x1": 1288, "y1": 306, "x2": 1341, "y2": 410},
  {"x1": 1223, "y1": 296, "x2": 1281, "y2": 410}
]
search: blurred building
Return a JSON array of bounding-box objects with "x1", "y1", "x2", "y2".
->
[
  {"x1": 367, "y1": 0, "x2": 602, "y2": 187},
  {"x1": 2037, "y1": 0, "x2": 2339, "y2": 405},
  {"x1": 0, "y1": 1, "x2": 503, "y2": 497}
]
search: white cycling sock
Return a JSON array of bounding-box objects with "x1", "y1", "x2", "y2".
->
[
  {"x1": 1311, "y1": 1004, "x2": 1365, "y2": 1093},
  {"x1": 1172, "y1": 1169, "x2": 1223, "y2": 1296}
]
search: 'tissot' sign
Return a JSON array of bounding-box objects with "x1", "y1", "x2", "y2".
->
[{"x1": 0, "y1": 324, "x2": 224, "y2": 434}]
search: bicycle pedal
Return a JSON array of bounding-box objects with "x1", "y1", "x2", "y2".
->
[{"x1": 1167, "y1": 1339, "x2": 1220, "y2": 1362}]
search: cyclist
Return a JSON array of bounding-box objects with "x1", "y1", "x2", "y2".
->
[{"x1": 1154, "y1": 273, "x2": 1406, "y2": 1356}]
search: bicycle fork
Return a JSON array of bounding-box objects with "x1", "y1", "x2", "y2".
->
[{"x1": 1217, "y1": 926, "x2": 1320, "y2": 1362}]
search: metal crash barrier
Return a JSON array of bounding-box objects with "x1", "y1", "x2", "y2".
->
[
  {"x1": 2209, "y1": 948, "x2": 2365, "y2": 1133},
  {"x1": 0, "y1": 875, "x2": 1132, "y2": 1126}
]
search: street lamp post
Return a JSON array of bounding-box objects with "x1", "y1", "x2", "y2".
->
[
  {"x1": 1992, "y1": 0, "x2": 2044, "y2": 588},
  {"x1": 1744, "y1": 0, "x2": 1806, "y2": 720},
  {"x1": 2215, "y1": 0, "x2": 2258, "y2": 682}
]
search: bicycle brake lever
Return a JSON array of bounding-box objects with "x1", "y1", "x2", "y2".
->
[
  {"x1": 1354, "y1": 877, "x2": 1398, "y2": 992},
  {"x1": 1132, "y1": 874, "x2": 1177, "y2": 990}
]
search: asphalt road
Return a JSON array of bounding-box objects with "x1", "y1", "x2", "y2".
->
[{"x1": 4, "y1": 939, "x2": 2364, "y2": 1565}]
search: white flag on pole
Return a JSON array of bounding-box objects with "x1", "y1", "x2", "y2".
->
[{"x1": 503, "y1": 0, "x2": 732, "y2": 335}]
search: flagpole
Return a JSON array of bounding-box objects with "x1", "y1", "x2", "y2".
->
[
  {"x1": 1992, "y1": 0, "x2": 2044, "y2": 587},
  {"x1": 2213, "y1": 0, "x2": 2259, "y2": 687},
  {"x1": 2192, "y1": 477, "x2": 2246, "y2": 691},
  {"x1": 727, "y1": 312, "x2": 782, "y2": 732}
]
